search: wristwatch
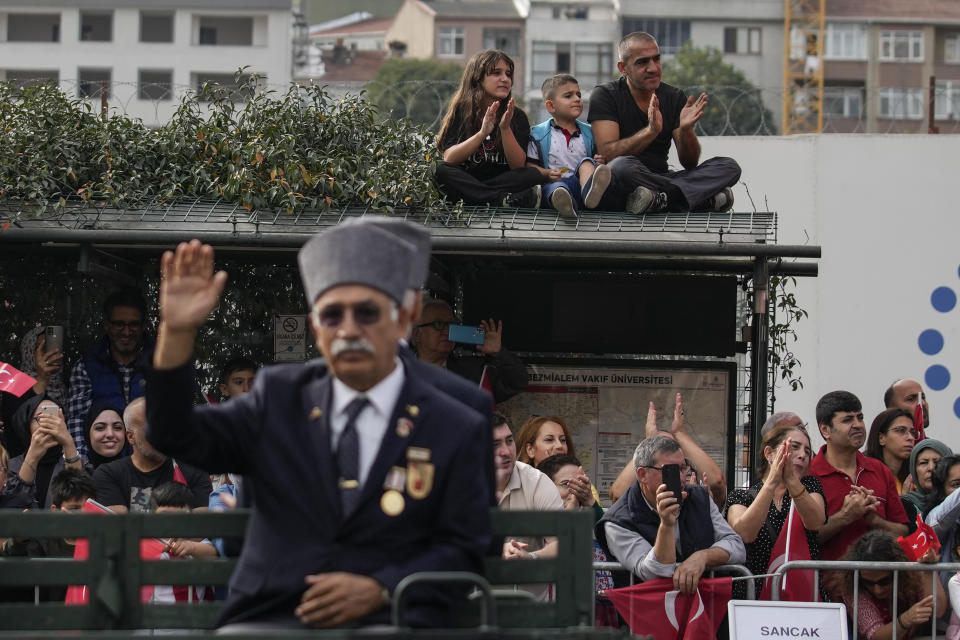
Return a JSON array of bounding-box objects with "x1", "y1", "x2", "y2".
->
[{"x1": 528, "y1": 552, "x2": 539, "y2": 560}]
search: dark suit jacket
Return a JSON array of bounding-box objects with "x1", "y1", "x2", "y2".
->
[{"x1": 145, "y1": 359, "x2": 491, "y2": 628}]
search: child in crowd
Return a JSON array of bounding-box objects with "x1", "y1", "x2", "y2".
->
[
  {"x1": 527, "y1": 74, "x2": 611, "y2": 218},
  {"x1": 217, "y1": 357, "x2": 258, "y2": 403},
  {"x1": 435, "y1": 49, "x2": 544, "y2": 208},
  {"x1": 148, "y1": 482, "x2": 216, "y2": 605},
  {"x1": 0, "y1": 468, "x2": 95, "y2": 602}
]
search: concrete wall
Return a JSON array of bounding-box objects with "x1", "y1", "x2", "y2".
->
[{"x1": 689, "y1": 133, "x2": 960, "y2": 452}]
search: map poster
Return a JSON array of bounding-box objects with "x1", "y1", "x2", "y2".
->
[{"x1": 499, "y1": 362, "x2": 734, "y2": 502}]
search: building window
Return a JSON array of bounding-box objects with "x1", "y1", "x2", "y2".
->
[
  {"x1": 139, "y1": 69, "x2": 173, "y2": 101},
  {"x1": 4, "y1": 69, "x2": 59, "y2": 88},
  {"x1": 878, "y1": 88, "x2": 924, "y2": 119},
  {"x1": 723, "y1": 27, "x2": 761, "y2": 55},
  {"x1": 193, "y1": 72, "x2": 259, "y2": 100},
  {"x1": 823, "y1": 87, "x2": 863, "y2": 118},
  {"x1": 483, "y1": 28, "x2": 520, "y2": 56},
  {"x1": 78, "y1": 68, "x2": 111, "y2": 99},
  {"x1": 879, "y1": 30, "x2": 924, "y2": 61},
  {"x1": 196, "y1": 16, "x2": 254, "y2": 46},
  {"x1": 436, "y1": 27, "x2": 464, "y2": 57},
  {"x1": 945, "y1": 35, "x2": 960, "y2": 63},
  {"x1": 532, "y1": 41, "x2": 571, "y2": 89},
  {"x1": 6, "y1": 13, "x2": 60, "y2": 42},
  {"x1": 140, "y1": 12, "x2": 174, "y2": 43},
  {"x1": 621, "y1": 19, "x2": 690, "y2": 55},
  {"x1": 574, "y1": 42, "x2": 613, "y2": 90},
  {"x1": 824, "y1": 23, "x2": 867, "y2": 60},
  {"x1": 80, "y1": 11, "x2": 112, "y2": 42},
  {"x1": 935, "y1": 81, "x2": 960, "y2": 119}
]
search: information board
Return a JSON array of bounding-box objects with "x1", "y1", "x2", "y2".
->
[{"x1": 498, "y1": 361, "x2": 734, "y2": 499}]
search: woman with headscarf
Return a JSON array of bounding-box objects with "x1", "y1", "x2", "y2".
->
[
  {"x1": 4, "y1": 396, "x2": 82, "y2": 509},
  {"x1": 902, "y1": 439, "x2": 953, "y2": 526},
  {"x1": 80, "y1": 401, "x2": 128, "y2": 470},
  {"x1": 0, "y1": 326, "x2": 65, "y2": 458}
]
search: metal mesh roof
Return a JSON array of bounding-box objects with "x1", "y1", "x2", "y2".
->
[{"x1": 0, "y1": 198, "x2": 777, "y2": 246}]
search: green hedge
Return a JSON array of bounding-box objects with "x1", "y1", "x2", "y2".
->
[{"x1": 0, "y1": 74, "x2": 448, "y2": 216}]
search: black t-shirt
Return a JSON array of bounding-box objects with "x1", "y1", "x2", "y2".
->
[
  {"x1": 439, "y1": 106, "x2": 531, "y2": 181},
  {"x1": 587, "y1": 77, "x2": 687, "y2": 173},
  {"x1": 93, "y1": 457, "x2": 211, "y2": 512}
]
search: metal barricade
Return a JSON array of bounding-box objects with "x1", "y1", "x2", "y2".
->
[
  {"x1": 771, "y1": 560, "x2": 960, "y2": 640},
  {"x1": 593, "y1": 561, "x2": 755, "y2": 599}
]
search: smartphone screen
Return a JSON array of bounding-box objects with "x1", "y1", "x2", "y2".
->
[
  {"x1": 447, "y1": 324, "x2": 485, "y2": 345},
  {"x1": 662, "y1": 463, "x2": 684, "y2": 505}
]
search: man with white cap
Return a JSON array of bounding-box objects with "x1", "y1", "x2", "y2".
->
[{"x1": 144, "y1": 226, "x2": 491, "y2": 630}]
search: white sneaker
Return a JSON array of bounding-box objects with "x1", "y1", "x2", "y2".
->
[
  {"x1": 708, "y1": 187, "x2": 734, "y2": 212},
  {"x1": 582, "y1": 164, "x2": 611, "y2": 209},
  {"x1": 550, "y1": 186, "x2": 577, "y2": 218}
]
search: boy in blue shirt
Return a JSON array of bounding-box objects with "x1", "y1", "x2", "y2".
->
[{"x1": 527, "y1": 74, "x2": 610, "y2": 218}]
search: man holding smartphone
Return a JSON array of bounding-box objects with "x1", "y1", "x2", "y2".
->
[
  {"x1": 411, "y1": 299, "x2": 528, "y2": 403},
  {"x1": 595, "y1": 434, "x2": 744, "y2": 594}
]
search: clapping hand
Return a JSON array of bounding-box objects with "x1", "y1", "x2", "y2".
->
[{"x1": 678, "y1": 93, "x2": 707, "y2": 132}]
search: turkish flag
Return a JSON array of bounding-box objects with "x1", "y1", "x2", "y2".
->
[
  {"x1": 914, "y1": 403, "x2": 926, "y2": 442},
  {"x1": 898, "y1": 514, "x2": 940, "y2": 561},
  {"x1": 604, "y1": 577, "x2": 731, "y2": 639},
  {"x1": 760, "y1": 501, "x2": 816, "y2": 601},
  {"x1": 65, "y1": 500, "x2": 168, "y2": 604},
  {"x1": 0, "y1": 361, "x2": 37, "y2": 397}
]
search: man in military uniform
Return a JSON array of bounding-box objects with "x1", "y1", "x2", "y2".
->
[{"x1": 145, "y1": 224, "x2": 491, "y2": 630}]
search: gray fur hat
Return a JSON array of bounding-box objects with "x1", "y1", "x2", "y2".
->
[
  {"x1": 297, "y1": 223, "x2": 416, "y2": 305},
  {"x1": 345, "y1": 216, "x2": 432, "y2": 289}
]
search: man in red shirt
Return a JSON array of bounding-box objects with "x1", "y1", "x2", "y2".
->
[{"x1": 809, "y1": 390, "x2": 908, "y2": 561}]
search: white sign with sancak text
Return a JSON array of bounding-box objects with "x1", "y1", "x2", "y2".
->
[
  {"x1": 274, "y1": 315, "x2": 307, "y2": 362},
  {"x1": 728, "y1": 601, "x2": 848, "y2": 640}
]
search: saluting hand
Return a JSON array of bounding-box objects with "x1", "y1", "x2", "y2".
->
[{"x1": 159, "y1": 240, "x2": 228, "y2": 332}]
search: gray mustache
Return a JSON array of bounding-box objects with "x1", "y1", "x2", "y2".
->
[{"x1": 331, "y1": 338, "x2": 375, "y2": 357}]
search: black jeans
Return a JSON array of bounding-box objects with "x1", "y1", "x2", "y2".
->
[{"x1": 435, "y1": 162, "x2": 542, "y2": 205}]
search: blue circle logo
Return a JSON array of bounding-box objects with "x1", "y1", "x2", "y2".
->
[{"x1": 918, "y1": 278, "x2": 959, "y2": 418}]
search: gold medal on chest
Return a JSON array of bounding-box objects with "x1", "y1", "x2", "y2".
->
[{"x1": 381, "y1": 489, "x2": 405, "y2": 516}]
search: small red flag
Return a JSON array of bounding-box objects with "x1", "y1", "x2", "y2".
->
[
  {"x1": 898, "y1": 514, "x2": 940, "y2": 561},
  {"x1": 604, "y1": 577, "x2": 731, "y2": 639},
  {"x1": 914, "y1": 403, "x2": 926, "y2": 442},
  {"x1": 172, "y1": 461, "x2": 188, "y2": 486},
  {"x1": 0, "y1": 361, "x2": 37, "y2": 397}
]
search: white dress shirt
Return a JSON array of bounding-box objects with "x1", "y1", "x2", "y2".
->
[{"x1": 330, "y1": 358, "x2": 405, "y2": 487}]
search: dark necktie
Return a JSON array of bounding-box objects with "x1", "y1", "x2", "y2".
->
[{"x1": 337, "y1": 396, "x2": 369, "y2": 517}]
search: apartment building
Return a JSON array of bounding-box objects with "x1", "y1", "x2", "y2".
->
[
  {"x1": 385, "y1": 0, "x2": 526, "y2": 93},
  {"x1": 819, "y1": 0, "x2": 960, "y2": 133},
  {"x1": 0, "y1": 0, "x2": 293, "y2": 125},
  {"x1": 523, "y1": 0, "x2": 619, "y2": 123}
]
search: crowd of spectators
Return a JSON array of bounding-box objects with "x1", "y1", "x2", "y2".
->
[{"x1": 2, "y1": 285, "x2": 959, "y2": 640}]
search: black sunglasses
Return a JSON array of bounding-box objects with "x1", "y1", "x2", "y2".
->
[
  {"x1": 315, "y1": 302, "x2": 385, "y2": 329},
  {"x1": 859, "y1": 574, "x2": 893, "y2": 588}
]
